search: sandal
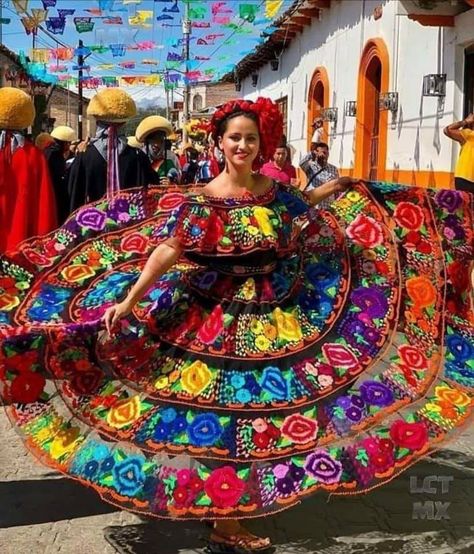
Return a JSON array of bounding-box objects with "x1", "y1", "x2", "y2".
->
[{"x1": 206, "y1": 527, "x2": 274, "y2": 554}]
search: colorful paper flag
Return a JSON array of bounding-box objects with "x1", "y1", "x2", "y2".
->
[
  {"x1": 42, "y1": 0, "x2": 57, "y2": 8},
  {"x1": 103, "y1": 16, "x2": 123, "y2": 24},
  {"x1": 239, "y1": 3, "x2": 259, "y2": 23},
  {"x1": 265, "y1": 0, "x2": 283, "y2": 19},
  {"x1": 57, "y1": 9, "x2": 75, "y2": 18},
  {"x1": 13, "y1": 0, "x2": 29, "y2": 14},
  {"x1": 74, "y1": 17, "x2": 95, "y2": 33}
]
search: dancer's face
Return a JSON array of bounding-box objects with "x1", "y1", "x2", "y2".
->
[{"x1": 218, "y1": 115, "x2": 260, "y2": 169}]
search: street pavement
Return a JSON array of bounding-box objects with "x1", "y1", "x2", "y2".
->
[{"x1": 1, "y1": 411, "x2": 473, "y2": 554}]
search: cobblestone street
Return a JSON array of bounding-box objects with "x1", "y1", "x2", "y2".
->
[{"x1": 1, "y1": 412, "x2": 473, "y2": 554}]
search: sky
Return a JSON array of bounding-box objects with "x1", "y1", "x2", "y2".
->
[{"x1": 0, "y1": 0, "x2": 294, "y2": 105}]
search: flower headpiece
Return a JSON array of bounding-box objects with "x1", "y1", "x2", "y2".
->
[{"x1": 209, "y1": 97, "x2": 283, "y2": 169}]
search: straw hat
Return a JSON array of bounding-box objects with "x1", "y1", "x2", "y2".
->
[
  {"x1": 135, "y1": 115, "x2": 173, "y2": 142},
  {"x1": 0, "y1": 87, "x2": 35, "y2": 131},
  {"x1": 35, "y1": 132, "x2": 54, "y2": 150},
  {"x1": 51, "y1": 125, "x2": 76, "y2": 142},
  {"x1": 127, "y1": 135, "x2": 143, "y2": 149},
  {"x1": 87, "y1": 89, "x2": 136, "y2": 123}
]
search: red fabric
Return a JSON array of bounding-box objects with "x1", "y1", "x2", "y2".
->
[{"x1": 0, "y1": 142, "x2": 57, "y2": 252}]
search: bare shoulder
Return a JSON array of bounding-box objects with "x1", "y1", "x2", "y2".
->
[{"x1": 253, "y1": 173, "x2": 273, "y2": 192}]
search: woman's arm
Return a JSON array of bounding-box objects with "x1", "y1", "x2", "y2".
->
[
  {"x1": 103, "y1": 237, "x2": 182, "y2": 333},
  {"x1": 443, "y1": 114, "x2": 474, "y2": 144},
  {"x1": 306, "y1": 176, "x2": 357, "y2": 206}
]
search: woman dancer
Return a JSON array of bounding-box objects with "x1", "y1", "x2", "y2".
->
[{"x1": 0, "y1": 98, "x2": 473, "y2": 554}]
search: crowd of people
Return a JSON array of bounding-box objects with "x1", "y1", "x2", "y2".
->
[{"x1": 0, "y1": 86, "x2": 473, "y2": 554}]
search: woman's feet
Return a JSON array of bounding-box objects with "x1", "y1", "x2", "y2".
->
[{"x1": 207, "y1": 520, "x2": 273, "y2": 554}]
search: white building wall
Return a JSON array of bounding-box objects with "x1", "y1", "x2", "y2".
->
[{"x1": 240, "y1": 0, "x2": 472, "y2": 183}]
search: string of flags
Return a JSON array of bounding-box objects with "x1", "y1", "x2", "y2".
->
[{"x1": 3, "y1": 0, "x2": 289, "y2": 89}]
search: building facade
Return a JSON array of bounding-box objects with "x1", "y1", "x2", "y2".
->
[{"x1": 234, "y1": 0, "x2": 474, "y2": 188}]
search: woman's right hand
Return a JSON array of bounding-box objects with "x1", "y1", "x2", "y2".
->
[{"x1": 103, "y1": 300, "x2": 133, "y2": 336}]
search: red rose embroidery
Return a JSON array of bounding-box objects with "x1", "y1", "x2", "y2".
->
[
  {"x1": 203, "y1": 212, "x2": 225, "y2": 248},
  {"x1": 389, "y1": 420, "x2": 428, "y2": 450},
  {"x1": 398, "y1": 345, "x2": 428, "y2": 370},
  {"x1": 322, "y1": 343, "x2": 359, "y2": 369},
  {"x1": 197, "y1": 305, "x2": 224, "y2": 345},
  {"x1": 10, "y1": 371, "x2": 45, "y2": 403},
  {"x1": 281, "y1": 414, "x2": 318, "y2": 444},
  {"x1": 447, "y1": 261, "x2": 470, "y2": 292},
  {"x1": 6, "y1": 351, "x2": 38, "y2": 372},
  {"x1": 346, "y1": 214, "x2": 383, "y2": 249},
  {"x1": 70, "y1": 369, "x2": 103, "y2": 395},
  {"x1": 254, "y1": 432, "x2": 271, "y2": 449},
  {"x1": 204, "y1": 466, "x2": 246, "y2": 508},
  {"x1": 405, "y1": 231, "x2": 421, "y2": 245},
  {"x1": 158, "y1": 192, "x2": 185, "y2": 211},
  {"x1": 394, "y1": 202, "x2": 424, "y2": 231}
]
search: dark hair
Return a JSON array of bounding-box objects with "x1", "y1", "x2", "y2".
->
[
  {"x1": 312, "y1": 141, "x2": 329, "y2": 150},
  {"x1": 147, "y1": 130, "x2": 166, "y2": 142},
  {"x1": 277, "y1": 134, "x2": 287, "y2": 148},
  {"x1": 215, "y1": 110, "x2": 259, "y2": 140}
]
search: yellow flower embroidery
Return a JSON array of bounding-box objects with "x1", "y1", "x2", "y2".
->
[
  {"x1": 240, "y1": 278, "x2": 256, "y2": 300},
  {"x1": 255, "y1": 335, "x2": 271, "y2": 352},
  {"x1": 250, "y1": 319, "x2": 264, "y2": 335},
  {"x1": 248, "y1": 225, "x2": 259, "y2": 236},
  {"x1": 241, "y1": 215, "x2": 250, "y2": 225},
  {"x1": 181, "y1": 360, "x2": 212, "y2": 396},
  {"x1": 50, "y1": 427, "x2": 81, "y2": 460},
  {"x1": 347, "y1": 191, "x2": 362, "y2": 203},
  {"x1": 154, "y1": 375, "x2": 169, "y2": 390},
  {"x1": 336, "y1": 199, "x2": 352, "y2": 211},
  {"x1": 107, "y1": 395, "x2": 142, "y2": 429},
  {"x1": 434, "y1": 385, "x2": 470, "y2": 407},
  {"x1": 273, "y1": 308, "x2": 303, "y2": 342},
  {"x1": 253, "y1": 207, "x2": 276, "y2": 237}
]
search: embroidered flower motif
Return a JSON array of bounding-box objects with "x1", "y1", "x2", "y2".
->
[
  {"x1": 350, "y1": 287, "x2": 388, "y2": 319},
  {"x1": 305, "y1": 450, "x2": 343, "y2": 484},
  {"x1": 389, "y1": 420, "x2": 428, "y2": 451},
  {"x1": 360, "y1": 381, "x2": 394, "y2": 407},
  {"x1": 253, "y1": 206, "x2": 276, "y2": 237},
  {"x1": 252, "y1": 418, "x2": 268, "y2": 433},
  {"x1": 394, "y1": 202, "x2": 424, "y2": 230},
  {"x1": 181, "y1": 361, "x2": 212, "y2": 396},
  {"x1": 322, "y1": 343, "x2": 358, "y2": 370},
  {"x1": 112, "y1": 457, "x2": 145, "y2": 496},
  {"x1": 204, "y1": 466, "x2": 246, "y2": 508},
  {"x1": 346, "y1": 214, "x2": 384, "y2": 249},
  {"x1": 240, "y1": 278, "x2": 256, "y2": 300},
  {"x1": 273, "y1": 308, "x2": 303, "y2": 342},
  {"x1": 406, "y1": 276, "x2": 437, "y2": 309},
  {"x1": 197, "y1": 305, "x2": 224, "y2": 345},
  {"x1": 255, "y1": 335, "x2": 271, "y2": 352},
  {"x1": 398, "y1": 344, "x2": 429, "y2": 370},
  {"x1": 434, "y1": 385, "x2": 470, "y2": 408},
  {"x1": 447, "y1": 261, "x2": 470, "y2": 292},
  {"x1": 281, "y1": 414, "x2": 318, "y2": 444},
  {"x1": 435, "y1": 190, "x2": 462, "y2": 213},
  {"x1": 446, "y1": 334, "x2": 473, "y2": 363},
  {"x1": 50, "y1": 427, "x2": 81, "y2": 460},
  {"x1": 250, "y1": 319, "x2": 264, "y2": 335},
  {"x1": 10, "y1": 371, "x2": 45, "y2": 403},
  {"x1": 263, "y1": 324, "x2": 277, "y2": 340},
  {"x1": 260, "y1": 367, "x2": 288, "y2": 400},
  {"x1": 187, "y1": 413, "x2": 223, "y2": 447},
  {"x1": 107, "y1": 396, "x2": 142, "y2": 429}
]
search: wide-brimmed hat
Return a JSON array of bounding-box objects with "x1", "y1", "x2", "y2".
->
[
  {"x1": 135, "y1": 115, "x2": 173, "y2": 143},
  {"x1": 35, "y1": 132, "x2": 54, "y2": 150},
  {"x1": 0, "y1": 87, "x2": 35, "y2": 131},
  {"x1": 127, "y1": 135, "x2": 143, "y2": 149},
  {"x1": 51, "y1": 125, "x2": 76, "y2": 142},
  {"x1": 87, "y1": 89, "x2": 136, "y2": 123}
]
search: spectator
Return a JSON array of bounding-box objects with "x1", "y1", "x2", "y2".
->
[
  {"x1": 68, "y1": 89, "x2": 157, "y2": 211},
  {"x1": 444, "y1": 113, "x2": 474, "y2": 192},
  {"x1": 182, "y1": 145, "x2": 200, "y2": 184},
  {"x1": 310, "y1": 117, "x2": 324, "y2": 144},
  {"x1": 44, "y1": 125, "x2": 76, "y2": 225},
  {"x1": 299, "y1": 141, "x2": 340, "y2": 208},
  {"x1": 260, "y1": 137, "x2": 297, "y2": 185}
]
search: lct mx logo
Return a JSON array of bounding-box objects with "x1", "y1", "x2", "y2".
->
[{"x1": 410, "y1": 475, "x2": 453, "y2": 520}]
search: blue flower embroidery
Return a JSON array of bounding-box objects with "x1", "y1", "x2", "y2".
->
[
  {"x1": 446, "y1": 334, "x2": 474, "y2": 363},
  {"x1": 260, "y1": 367, "x2": 288, "y2": 400},
  {"x1": 187, "y1": 413, "x2": 223, "y2": 446},
  {"x1": 112, "y1": 457, "x2": 145, "y2": 496}
]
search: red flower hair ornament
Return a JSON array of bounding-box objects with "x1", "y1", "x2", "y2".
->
[{"x1": 209, "y1": 97, "x2": 283, "y2": 170}]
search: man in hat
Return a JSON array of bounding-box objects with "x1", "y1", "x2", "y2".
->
[
  {"x1": 44, "y1": 125, "x2": 76, "y2": 225},
  {"x1": 135, "y1": 115, "x2": 178, "y2": 184},
  {"x1": 68, "y1": 89, "x2": 158, "y2": 212},
  {"x1": 0, "y1": 87, "x2": 57, "y2": 252}
]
